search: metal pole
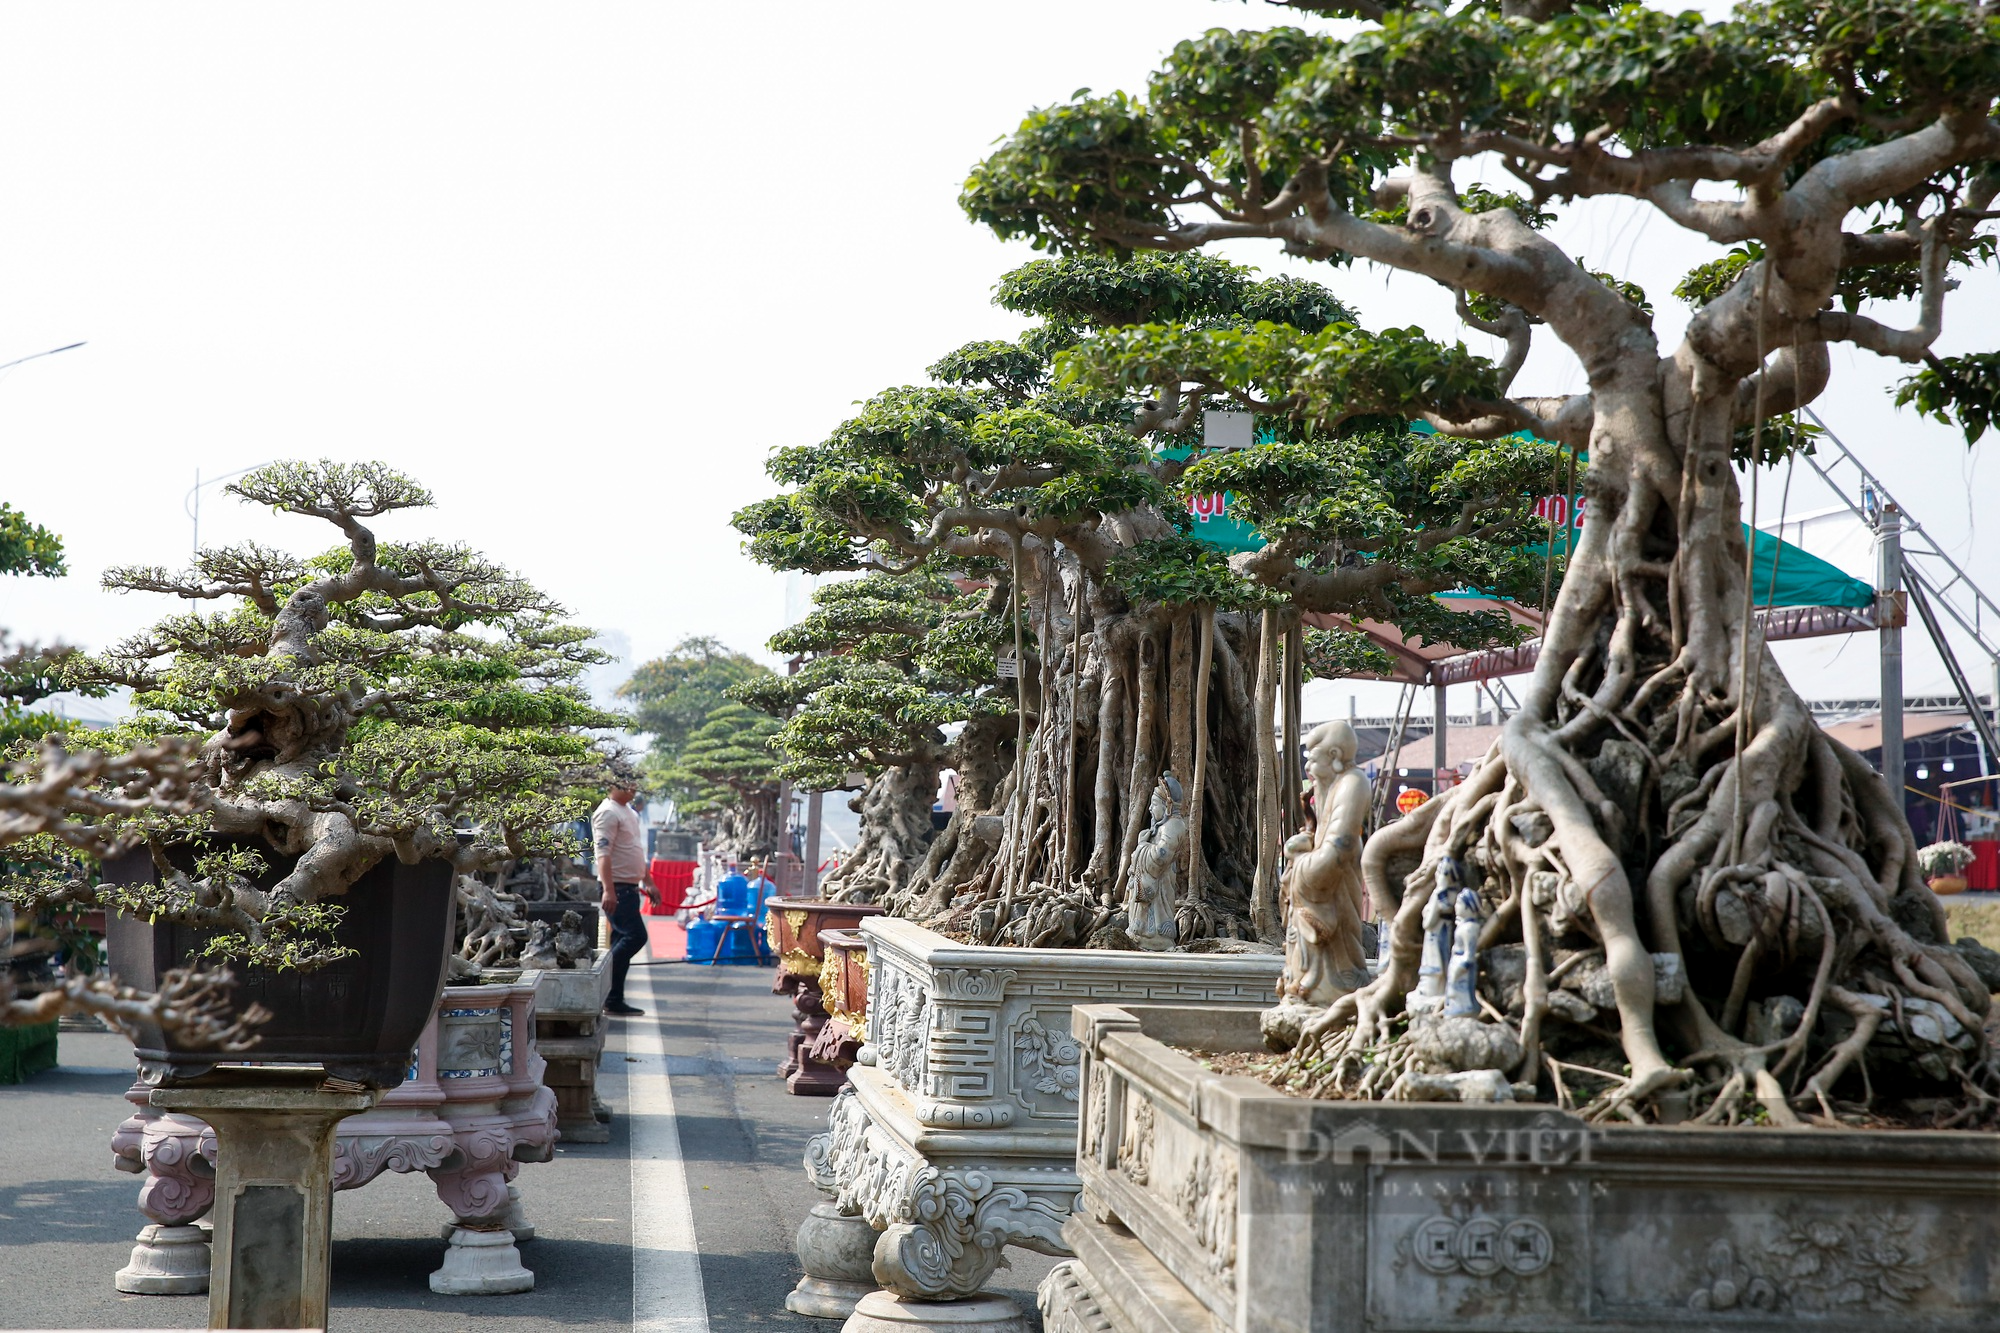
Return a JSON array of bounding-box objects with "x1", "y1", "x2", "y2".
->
[
  {"x1": 1907, "y1": 576, "x2": 2000, "y2": 781},
  {"x1": 1879, "y1": 503, "x2": 1905, "y2": 803},
  {"x1": 1432, "y1": 680, "x2": 1449, "y2": 794},
  {"x1": 803, "y1": 790, "x2": 823, "y2": 898}
]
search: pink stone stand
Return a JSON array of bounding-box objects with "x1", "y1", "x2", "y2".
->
[{"x1": 111, "y1": 975, "x2": 558, "y2": 1297}]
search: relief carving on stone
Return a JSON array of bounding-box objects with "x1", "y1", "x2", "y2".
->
[
  {"x1": 1039, "y1": 1259, "x2": 1120, "y2": 1333},
  {"x1": 1013, "y1": 1013, "x2": 1082, "y2": 1109},
  {"x1": 932, "y1": 966, "x2": 1016, "y2": 1002},
  {"x1": 1116, "y1": 1097, "x2": 1154, "y2": 1186},
  {"x1": 804, "y1": 1086, "x2": 870, "y2": 1197},
  {"x1": 871, "y1": 1163, "x2": 1074, "y2": 1300},
  {"x1": 1686, "y1": 1213, "x2": 1939, "y2": 1315},
  {"x1": 870, "y1": 966, "x2": 932, "y2": 1093},
  {"x1": 1175, "y1": 1143, "x2": 1238, "y2": 1274},
  {"x1": 1409, "y1": 1213, "x2": 1555, "y2": 1278},
  {"x1": 1081, "y1": 1063, "x2": 1109, "y2": 1162}
]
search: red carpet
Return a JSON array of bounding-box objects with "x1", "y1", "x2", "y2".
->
[{"x1": 645, "y1": 915, "x2": 687, "y2": 962}]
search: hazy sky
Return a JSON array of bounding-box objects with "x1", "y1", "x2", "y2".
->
[{"x1": 1, "y1": 2, "x2": 1993, "y2": 722}]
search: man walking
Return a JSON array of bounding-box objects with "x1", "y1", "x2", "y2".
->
[{"x1": 593, "y1": 778, "x2": 649, "y2": 1017}]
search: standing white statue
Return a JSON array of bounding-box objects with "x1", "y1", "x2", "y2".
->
[
  {"x1": 1124, "y1": 774, "x2": 1187, "y2": 952},
  {"x1": 1276, "y1": 720, "x2": 1372, "y2": 1003}
]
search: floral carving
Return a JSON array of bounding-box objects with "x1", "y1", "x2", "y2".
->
[
  {"x1": 1688, "y1": 1213, "x2": 1939, "y2": 1315},
  {"x1": 1014, "y1": 1015, "x2": 1081, "y2": 1103},
  {"x1": 870, "y1": 966, "x2": 932, "y2": 1093}
]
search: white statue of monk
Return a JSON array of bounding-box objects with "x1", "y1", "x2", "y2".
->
[
  {"x1": 1277, "y1": 720, "x2": 1372, "y2": 1002},
  {"x1": 1124, "y1": 774, "x2": 1187, "y2": 952}
]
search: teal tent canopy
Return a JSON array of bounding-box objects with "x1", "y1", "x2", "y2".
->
[{"x1": 1746, "y1": 524, "x2": 1874, "y2": 610}]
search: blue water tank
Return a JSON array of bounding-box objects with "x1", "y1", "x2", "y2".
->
[
  {"x1": 683, "y1": 918, "x2": 723, "y2": 965},
  {"x1": 716, "y1": 872, "x2": 753, "y2": 916}
]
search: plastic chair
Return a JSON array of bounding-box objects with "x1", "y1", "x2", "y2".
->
[{"x1": 709, "y1": 913, "x2": 772, "y2": 966}]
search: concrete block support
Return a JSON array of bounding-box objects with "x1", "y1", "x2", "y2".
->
[{"x1": 151, "y1": 1071, "x2": 376, "y2": 1330}]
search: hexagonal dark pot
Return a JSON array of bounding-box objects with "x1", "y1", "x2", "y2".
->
[{"x1": 103, "y1": 840, "x2": 455, "y2": 1089}]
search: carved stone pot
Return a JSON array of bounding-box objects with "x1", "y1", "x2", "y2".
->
[
  {"x1": 770, "y1": 899, "x2": 884, "y2": 1095},
  {"x1": 1040, "y1": 1000, "x2": 2000, "y2": 1333},
  {"x1": 104, "y1": 840, "x2": 455, "y2": 1088},
  {"x1": 794, "y1": 918, "x2": 1280, "y2": 1324}
]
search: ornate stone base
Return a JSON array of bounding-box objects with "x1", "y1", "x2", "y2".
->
[
  {"x1": 798, "y1": 920, "x2": 1282, "y2": 1308},
  {"x1": 842, "y1": 1291, "x2": 1028, "y2": 1333},
  {"x1": 114, "y1": 1223, "x2": 211, "y2": 1295},
  {"x1": 1036, "y1": 1260, "x2": 1123, "y2": 1333},
  {"x1": 788, "y1": 1202, "x2": 878, "y2": 1318},
  {"x1": 429, "y1": 1227, "x2": 534, "y2": 1295},
  {"x1": 1063, "y1": 999, "x2": 2000, "y2": 1333}
]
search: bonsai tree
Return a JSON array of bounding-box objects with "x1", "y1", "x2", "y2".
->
[
  {"x1": 660, "y1": 700, "x2": 783, "y2": 862},
  {"x1": 6, "y1": 460, "x2": 617, "y2": 971},
  {"x1": 737, "y1": 251, "x2": 1557, "y2": 944},
  {"x1": 620, "y1": 638, "x2": 781, "y2": 862},
  {"x1": 1, "y1": 505, "x2": 257, "y2": 1041},
  {"x1": 963, "y1": 2, "x2": 2000, "y2": 1122},
  {"x1": 734, "y1": 571, "x2": 1012, "y2": 912}
]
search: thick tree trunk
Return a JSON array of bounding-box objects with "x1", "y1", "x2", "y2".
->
[
  {"x1": 1251, "y1": 609, "x2": 1281, "y2": 941},
  {"x1": 822, "y1": 758, "x2": 941, "y2": 907},
  {"x1": 710, "y1": 787, "x2": 780, "y2": 865}
]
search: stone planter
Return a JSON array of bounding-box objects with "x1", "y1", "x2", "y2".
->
[
  {"x1": 103, "y1": 842, "x2": 455, "y2": 1088},
  {"x1": 533, "y1": 948, "x2": 613, "y2": 1143},
  {"x1": 1041, "y1": 1001, "x2": 2000, "y2": 1333},
  {"x1": 772, "y1": 898, "x2": 886, "y2": 1095},
  {"x1": 112, "y1": 976, "x2": 559, "y2": 1298},
  {"x1": 795, "y1": 918, "x2": 1281, "y2": 1323}
]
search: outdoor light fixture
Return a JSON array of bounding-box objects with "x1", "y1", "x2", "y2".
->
[
  {"x1": 1917, "y1": 766, "x2": 1930, "y2": 780},
  {"x1": 1944, "y1": 760, "x2": 1957, "y2": 773},
  {"x1": 1398, "y1": 768, "x2": 1409, "y2": 777}
]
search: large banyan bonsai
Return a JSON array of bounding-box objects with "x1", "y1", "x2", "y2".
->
[
  {"x1": 963, "y1": 1, "x2": 2000, "y2": 1124},
  {"x1": 7, "y1": 460, "x2": 616, "y2": 977},
  {"x1": 738, "y1": 252, "x2": 1561, "y2": 945}
]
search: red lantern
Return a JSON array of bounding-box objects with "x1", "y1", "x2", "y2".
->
[{"x1": 1396, "y1": 787, "x2": 1428, "y2": 815}]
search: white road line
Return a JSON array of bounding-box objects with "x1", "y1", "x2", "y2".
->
[{"x1": 628, "y1": 963, "x2": 710, "y2": 1333}]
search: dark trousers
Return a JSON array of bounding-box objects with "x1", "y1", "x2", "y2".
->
[{"x1": 606, "y1": 883, "x2": 647, "y2": 1005}]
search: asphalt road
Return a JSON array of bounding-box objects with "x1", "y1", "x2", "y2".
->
[{"x1": 0, "y1": 959, "x2": 1054, "y2": 1331}]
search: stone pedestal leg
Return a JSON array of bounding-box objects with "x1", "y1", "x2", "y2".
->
[
  {"x1": 430, "y1": 1227, "x2": 534, "y2": 1295},
  {"x1": 447, "y1": 1180, "x2": 536, "y2": 1244},
  {"x1": 503, "y1": 1181, "x2": 535, "y2": 1242},
  {"x1": 115, "y1": 1224, "x2": 213, "y2": 1295},
  {"x1": 787, "y1": 1202, "x2": 878, "y2": 1319},
  {"x1": 841, "y1": 1292, "x2": 1028, "y2": 1333},
  {"x1": 150, "y1": 1072, "x2": 377, "y2": 1330},
  {"x1": 112, "y1": 1085, "x2": 219, "y2": 1295}
]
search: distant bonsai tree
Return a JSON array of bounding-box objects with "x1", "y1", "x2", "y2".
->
[
  {"x1": 734, "y1": 572, "x2": 1013, "y2": 912},
  {"x1": 963, "y1": 1, "x2": 2000, "y2": 1123},
  {"x1": 618, "y1": 637, "x2": 782, "y2": 862},
  {"x1": 4, "y1": 460, "x2": 618, "y2": 975}
]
